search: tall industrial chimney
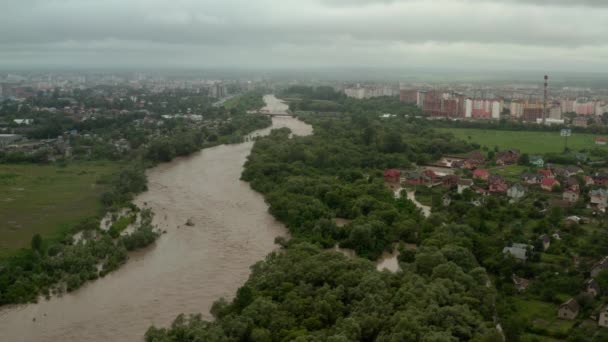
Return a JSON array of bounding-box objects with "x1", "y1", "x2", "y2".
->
[{"x1": 543, "y1": 75, "x2": 548, "y2": 124}]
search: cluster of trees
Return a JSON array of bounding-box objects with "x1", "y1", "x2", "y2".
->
[
  {"x1": 282, "y1": 86, "x2": 422, "y2": 117},
  {"x1": 146, "y1": 239, "x2": 500, "y2": 342},
  {"x1": 241, "y1": 116, "x2": 472, "y2": 258},
  {"x1": 0, "y1": 209, "x2": 159, "y2": 304}
]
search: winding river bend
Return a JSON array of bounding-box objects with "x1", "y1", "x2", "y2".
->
[{"x1": 0, "y1": 95, "x2": 311, "y2": 342}]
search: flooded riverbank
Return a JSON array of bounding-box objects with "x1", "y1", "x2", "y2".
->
[{"x1": 0, "y1": 96, "x2": 312, "y2": 342}]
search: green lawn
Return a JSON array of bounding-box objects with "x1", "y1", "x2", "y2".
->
[
  {"x1": 490, "y1": 165, "x2": 530, "y2": 182},
  {"x1": 0, "y1": 161, "x2": 120, "y2": 258},
  {"x1": 437, "y1": 128, "x2": 607, "y2": 154}
]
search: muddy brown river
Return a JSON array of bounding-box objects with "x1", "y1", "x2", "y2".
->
[{"x1": 0, "y1": 96, "x2": 312, "y2": 341}]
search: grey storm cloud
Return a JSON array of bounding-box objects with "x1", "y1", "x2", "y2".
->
[{"x1": 1, "y1": 0, "x2": 607, "y2": 70}]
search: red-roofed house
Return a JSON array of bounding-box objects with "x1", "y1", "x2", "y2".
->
[
  {"x1": 473, "y1": 169, "x2": 490, "y2": 181},
  {"x1": 384, "y1": 169, "x2": 401, "y2": 183},
  {"x1": 596, "y1": 137, "x2": 607, "y2": 146},
  {"x1": 538, "y1": 169, "x2": 553, "y2": 179},
  {"x1": 541, "y1": 178, "x2": 560, "y2": 191}
]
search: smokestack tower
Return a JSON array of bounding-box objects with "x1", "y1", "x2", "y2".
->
[{"x1": 543, "y1": 75, "x2": 548, "y2": 124}]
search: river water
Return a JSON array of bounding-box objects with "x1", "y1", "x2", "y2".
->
[{"x1": 0, "y1": 96, "x2": 312, "y2": 342}]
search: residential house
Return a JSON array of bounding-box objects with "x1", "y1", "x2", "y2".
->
[
  {"x1": 565, "y1": 216, "x2": 582, "y2": 225},
  {"x1": 442, "y1": 175, "x2": 460, "y2": 188},
  {"x1": 565, "y1": 166, "x2": 583, "y2": 177},
  {"x1": 457, "y1": 179, "x2": 473, "y2": 194},
  {"x1": 585, "y1": 176, "x2": 595, "y2": 186},
  {"x1": 590, "y1": 189, "x2": 608, "y2": 210},
  {"x1": 592, "y1": 256, "x2": 608, "y2": 277},
  {"x1": 384, "y1": 169, "x2": 401, "y2": 183},
  {"x1": 565, "y1": 177, "x2": 580, "y2": 192},
  {"x1": 558, "y1": 298, "x2": 580, "y2": 320},
  {"x1": 594, "y1": 173, "x2": 608, "y2": 186},
  {"x1": 422, "y1": 169, "x2": 440, "y2": 183},
  {"x1": 503, "y1": 243, "x2": 533, "y2": 261},
  {"x1": 473, "y1": 168, "x2": 490, "y2": 181},
  {"x1": 538, "y1": 169, "x2": 554, "y2": 179},
  {"x1": 507, "y1": 183, "x2": 526, "y2": 200},
  {"x1": 530, "y1": 155, "x2": 544, "y2": 167},
  {"x1": 489, "y1": 175, "x2": 508, "y2": 193},
  {"x1": 563, "y1": 190, "x2": 580, "y2": 203},
  {"x1": 404, "y1": 171, "x2": 430, "y2": 186},
  {"x1": 473, "y1": 186, "x2": 489, "y2": 196},
  {"x1": 539, "y1": 234, "x2": 551, "y2": 251},
  {"x1": 465, "y1": 151, "x2": 486, "y2": 169},
  {"x1": 541, "y1": 178, "x2": 560, "y2": 191},
  {"x1": 599, "y1": 306, "x2": 608, "y2": 328},
  {"x1": 585, "y1": 278, "x2": 601, "y2": 298},
  {"x1": 512, "y1": 275, "x2": 530, "y2": 292},
  {"x1": 596, "y1": 137, "x2": 607, "y2": 146},
  {"x1": 496, "y1": 149, "x2": 520, "y2": 165},
  {"x1": 522, "y1": 172, "x2": 543, "y2": 185}
]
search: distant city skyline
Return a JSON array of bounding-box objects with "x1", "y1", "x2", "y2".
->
[{"x1": 2, "y1": 0, "x2": 608, "y2": 71}]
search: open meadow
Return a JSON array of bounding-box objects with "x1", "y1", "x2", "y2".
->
[
  {"x1": 0, "y1": 161, "x2": 120, "y2": 258},
  {"x1": 437, "y1": 128, "x2": 607, "y2": 154}
]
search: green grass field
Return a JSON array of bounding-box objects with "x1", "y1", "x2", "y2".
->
[
  {"x1": 0, "y1": 161, "x2": 120, "y2": 258},
  {"x1": 437, "y1": 128, "x2": 607, "y2": 154}
]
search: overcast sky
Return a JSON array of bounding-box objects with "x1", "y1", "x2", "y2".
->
[{"x1": 1, "y1": 0, "x2": 607, "y2": 71}]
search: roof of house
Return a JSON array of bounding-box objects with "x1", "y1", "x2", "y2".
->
[
  {"x1": 473, "y1": 168, "x2": 489, "y2": 176},
  {"x1": 503, "y1": 244, "x2": 531, "y2": 260},
  {"x1": 384, "y1": 169, "x2": 401, "y2": 178},
  {"x1": 585, "y1": 278, "x2": 600, "y2": 290},
  {"x1": 530, "y1": 155, "x2": 544, "y2": 162},
  {"x1": 458, "y1": 179, "x2": 473, "y2": 186},
  {"x1": 591, "y1": 189, "x2": 608, "y2": 198},
  {"x1": 538, "y1": 169, "x2": 553, "y2": 177},
  {"x1": 560, "y1": 298, "x2": 580, "y2": 313},
  {"x1": 541, "y1": 178, "x2": 559, "y2": 187},
  {"x1": 592, "y1": 256, "x2": 608, "y2": 271}
]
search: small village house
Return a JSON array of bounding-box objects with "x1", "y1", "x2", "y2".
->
[
  {"x1": 384, "y1": 169, "x2": 401, "y2": 183},
  {"x1": 590, "y1": 189, "x2": 608, "y2": 211},
  {"x1": 488, "y1": 175, "x2": 508, "y2": 193},
  {"x1": 521, "y1": 172, "x2": 543, "y2": 185},
  {"x1": 457, "y1": 179, "x2": 473, "y2": 194},
  {"x1": 599, "y1": 306, "x2": 608, "y2": 328},
  {"x1": 496, "y1": 150, "x2": 520, "y2": 166},
  {"x1": 473, "y1": 168, "x2": 490, "y2": 181},
  {"x1": 442, "y1": 174, "x2": 460, "y2": 188},
  {"x1": 538, "y1": 169, "x2": 553, "y2": 179},
  {"x1": 591, "y1": 256, "x2": 608, "y2": 277},
  {"x1": 503, "y1": 243, "x2": 533, "y2": 262},
  {"x1": 596, "y1": 137, "x2": 607, "y2": 146},
  {"x1": 512, "y1": 275, "x2": 530, "y2": 292},
  {"x1": 507, "y1": 183, "x2": 526, "y2": 201},
  {"x1": 529, "y1": 155, "x2": 544, "y2": 167},
  {"x1": 558, "y1": 298, "x2": 580, "y2": 320},
  {"x1": 541, "y1": 178, "x2": 560, "y2": 191},
  {"x1": 563, "y1": 190, "x2": 580, "y2": 203},
  {"x1": 585, "y1": 278, "x2": 600, "y2": 298}
]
